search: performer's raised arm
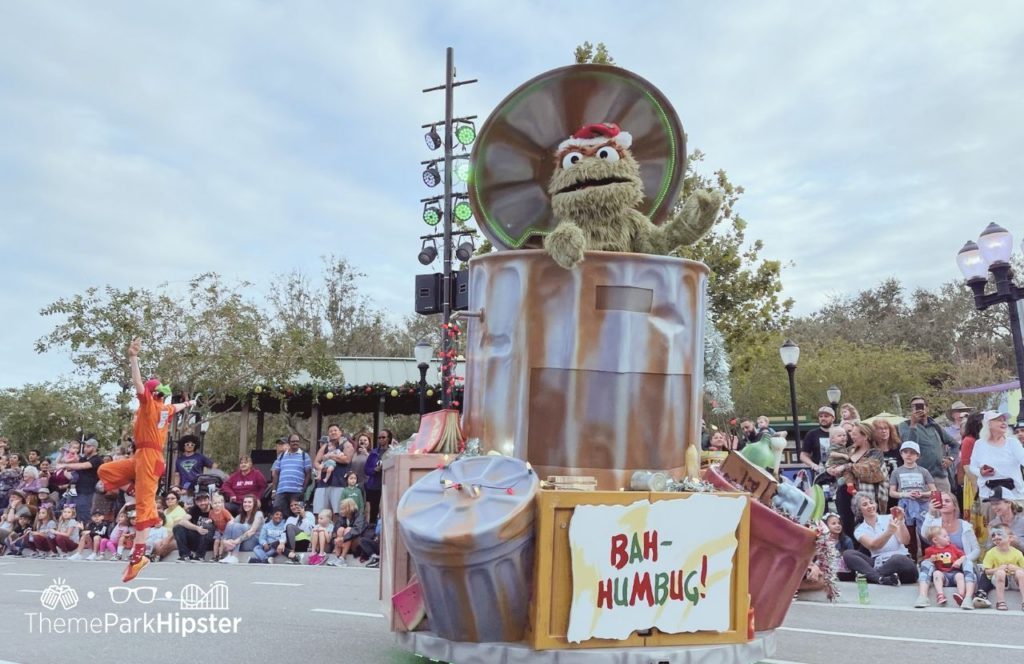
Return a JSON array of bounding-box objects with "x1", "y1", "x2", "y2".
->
[{"x1": 127, "y1": 338, "x2": 145, "y2": 395}]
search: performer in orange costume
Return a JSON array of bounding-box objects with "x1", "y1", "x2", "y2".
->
[{"x1": 100, "y1": 338, "x2": 195, "y2": 582}]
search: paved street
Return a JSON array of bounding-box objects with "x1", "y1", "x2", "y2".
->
[{"x1": 1, "y1": 557, "x2": 1021, "y2": 664}]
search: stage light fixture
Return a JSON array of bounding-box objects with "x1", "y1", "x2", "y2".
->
[
  {"x1": 418, "y1": 240, "x2": 438, "y2": 265},
  {"x1": 424, "y1": 126, "x2": 442, "y2": 151},
  {"x1": 455, "y1": 239, "x2": 475, "y2": 262},
  {"x1": 455, "y1": 121, "x2": 476, "y2": 146},
  {"x1": 453, "y1": 160, "x2": 470, "y2": 183},
  {"x1": 422, "y1": 163, "x2": 441, "y2": 187},
  {"x1": 453, "y1": 199, "x2": 473, "y2": 222},
  {"x1": 422, "y1": 204, "x2": 442, "y2": 226}
]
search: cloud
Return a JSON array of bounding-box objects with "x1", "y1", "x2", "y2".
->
[{"x1": 2, "y1": 1, "x2": 1024, "y2": 386}]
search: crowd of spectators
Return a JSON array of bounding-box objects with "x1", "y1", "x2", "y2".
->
[
  {"x1": 756, "y1": 397, "x2": 1024, "y2": 611},
  {"x1": 0, "y1": 426, "x2": 387, "y2": 568}
]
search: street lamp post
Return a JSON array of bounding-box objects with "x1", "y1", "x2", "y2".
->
[
  {"x1": 957, "y1": 222, "x2": 1024, "y2": 426},
  {"x1": 414, "y1": 339, "x2": 433, "y2": 417},
  {"x1": 826, "y1": 384, "x2": 842, "y2": 419},
  {"x1": 780, "y1": 340, "x2": 801, "y2": 444}
]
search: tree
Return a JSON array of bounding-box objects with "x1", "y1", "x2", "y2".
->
[
  {"x1": 731, "y1": 337, "x2": 950, "y2": 420},
  {"x1": 574, "y1": 41, "x2": 616, "y2": 65},
  {"x1": 0, "y1": 381, "x2": 121, "y2": 452},
  {"x1": 35, "y1": 273, "x2": 344, "y2": 435},
  {"x1": 674, "y1": 152, "x2": 793, "y2": 360},
  {"x1": 267, "y1": 255, "x2": 444, "y2": 358}
]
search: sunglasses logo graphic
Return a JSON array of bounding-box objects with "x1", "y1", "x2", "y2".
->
[{"x1": 108, "y1": 586, "x2": 158, "y2": 604}]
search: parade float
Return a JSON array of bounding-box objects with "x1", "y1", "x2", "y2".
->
[{"x1": 381, "y1": 64, "x2": 819, "y2": 663}]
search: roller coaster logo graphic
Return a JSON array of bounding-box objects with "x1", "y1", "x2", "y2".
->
[{"x1": 179, "y1": 580, "x2": 229, "y2": 610}]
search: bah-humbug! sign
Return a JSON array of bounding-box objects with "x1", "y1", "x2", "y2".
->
[{"x1": 566, "y1": 494, "x2": 746, "y2": 643}]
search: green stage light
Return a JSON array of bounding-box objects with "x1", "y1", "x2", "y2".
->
[
  {"x1": 453, "y1": 161, "x2": 470, "y2": 183},
  {"x1": 455, "y1": 122, "x2": 476, "y2": 146},
  {"x1": 454, "y1": 200, "x2": 473, "y2": 222},
  {"x1": 423, "y1": 205, "x2": 442, "y2": 226}
]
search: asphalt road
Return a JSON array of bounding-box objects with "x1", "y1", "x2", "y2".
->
[{"x1": 1, "y1": 557, "x2": 1021, "y2": 664}]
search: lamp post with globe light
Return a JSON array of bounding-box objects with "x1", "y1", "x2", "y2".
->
[
  {"x1": 414, "y1": 339, "x2": 434, "y2": 417},
  {"x1": 956, "y1": 222, "x2": 1024, "y2": 426},
  {"x1": 826, "y1": 385, "x2": 841, "y2": 420},
  {"x1": 780, "y1": 340, "x2": 801, "y2": 443}
]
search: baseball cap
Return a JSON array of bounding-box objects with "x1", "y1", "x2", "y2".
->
[
  {"x1": 194, "y1": 491, "x2": 211, "y2": 500},
  {"x1": 899, "y1": 441, "x2": 920, "y2": 455},
  {"x1": 818, "y1": 406, "x2": 835, "y2": 417},
  {"x1": 983, "y1": 410, "x2": 1008, "y2": 425}
]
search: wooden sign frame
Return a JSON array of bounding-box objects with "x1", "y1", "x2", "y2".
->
[{"x1": 528, "y1": 490, "x2": 750, "y2": 651}]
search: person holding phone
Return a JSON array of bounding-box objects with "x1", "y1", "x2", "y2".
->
[
  {"x1": 842, "y1": 491, "x2": 917, "y2": 585},
  {"x1": 968, "y1": 411, "x2": 1024, "y2": 506},
  {"x1": 898, "y1": 396, "x2": 957, "y2": 493},
  {"x1": 920, "y1": 491, "x2": 984, "y2": 607}
]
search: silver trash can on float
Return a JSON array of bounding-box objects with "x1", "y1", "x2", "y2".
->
[
  {"x1": 397, "y1": 455, "x2": 539, "y2": 643},
  {"x1": 462, "y1": 249, "x2": 709, "y2": 489}
]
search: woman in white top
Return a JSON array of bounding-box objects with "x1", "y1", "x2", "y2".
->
[
  {"x1": 968, "y1": 411, "x2": 1024, "y2": 502},
  {"x1": 219, "y1": 495, "x2": 265, "y2": 564},
  {"x1": 841, "y1": 491, "x2": 917, "y2": 585}
]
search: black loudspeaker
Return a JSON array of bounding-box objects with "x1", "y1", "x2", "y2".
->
[
  {"x1": 415, "y1": 273, "x2": 443, "y2": 315},
  {"x1": 451, "y1": 270, "x2": 469, "y2": 311},
  {"x1": 250, "y1": 449, "x2": 279, "y2": 485}
]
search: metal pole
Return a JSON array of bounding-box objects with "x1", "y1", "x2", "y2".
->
[
  {"x1": 441, "y1": 46, "x2": 454, "y2": 410},
  {"x1": 1006, "y1": 299, "x2": 1024, "y2": 425},
  {"x1": 786, "y1": 365, "x2": 801, "y2": 444},
  {"x1": 418, "y1": 364, "x2": 429, "y2": 417}
]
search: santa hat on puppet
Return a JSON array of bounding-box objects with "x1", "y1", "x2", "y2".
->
[{"x1": 557, "y1": 122, "x2": 633, "y2": 153}]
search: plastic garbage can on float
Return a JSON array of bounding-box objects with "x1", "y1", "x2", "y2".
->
[
  {"x1": 704, "y1": 464, "x2": 816, "y2": 631},
  {"x1": 397, "y1": 455, "x2": 539, "y2": 643}
]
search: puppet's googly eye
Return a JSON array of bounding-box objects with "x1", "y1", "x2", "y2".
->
[
  {"x1": 597, "y1": 146, "x2": 620, "y2": 162},
  {"x1": 561, "y1": 152, "x2": 583, "y2": 169}
]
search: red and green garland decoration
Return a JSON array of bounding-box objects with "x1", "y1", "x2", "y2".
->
[{"x1": 440, "y1": 321, "x2": 464, "y2": 408}]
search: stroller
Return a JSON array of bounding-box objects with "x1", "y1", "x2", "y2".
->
[{"x1": 194, "y1": 474, "x2": 224, "y2": 498}]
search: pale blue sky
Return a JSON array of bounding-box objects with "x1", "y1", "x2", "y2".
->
[{"x1": 2, "y1": 1, "x2": 1023, "y2": 386}]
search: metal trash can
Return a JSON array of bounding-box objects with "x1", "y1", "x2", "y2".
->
[{"x1": 397, "y1": 455, "x2": 539, "y2": 643}]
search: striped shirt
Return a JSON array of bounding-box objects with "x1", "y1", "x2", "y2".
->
[{"x1": 272, "y1": 450, "x2": 311, "y2": 493}]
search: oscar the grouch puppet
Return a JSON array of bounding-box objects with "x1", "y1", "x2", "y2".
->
[{"x1": 544, "y1": 122, "x2": 721, "y2": 269}]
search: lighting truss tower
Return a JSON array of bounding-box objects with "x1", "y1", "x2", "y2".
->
[{"x1": 421, "y1": 47, "x2": 476, "y2": 410}]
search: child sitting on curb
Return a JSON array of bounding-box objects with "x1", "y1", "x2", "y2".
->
[
  {"x1": 916, "y1": 525, "x2": 969, "y2": 609},
  {"x1": 249, "y1": 507, "x2": 287, "y2": 564},
  {"x1": 308, "y1": 509, "x2": 334, "y2": 566},
  {"x1": 69, "y1": 510, "x2": 112, "y2": 560},
  {"x1": 982, "y1": 525, "x2": 1024, "y2": 611}
]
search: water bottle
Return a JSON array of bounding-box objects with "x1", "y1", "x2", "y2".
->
[{"x1": 856, "y1": 573, "x2": 870, "y2": 604}]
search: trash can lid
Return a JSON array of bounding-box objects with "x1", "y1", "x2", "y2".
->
[{"x1": 397, "y1": 455, "x2": 539, "y2": 555}]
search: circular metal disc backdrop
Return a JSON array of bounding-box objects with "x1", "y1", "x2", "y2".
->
[{"x1": 468, "y1": 64, "x2": 687, "y2": 250}]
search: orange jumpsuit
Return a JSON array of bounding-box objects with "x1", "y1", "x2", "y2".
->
[{"x1": 98, "y1": 390, "x2": 174, "y2": 530}]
